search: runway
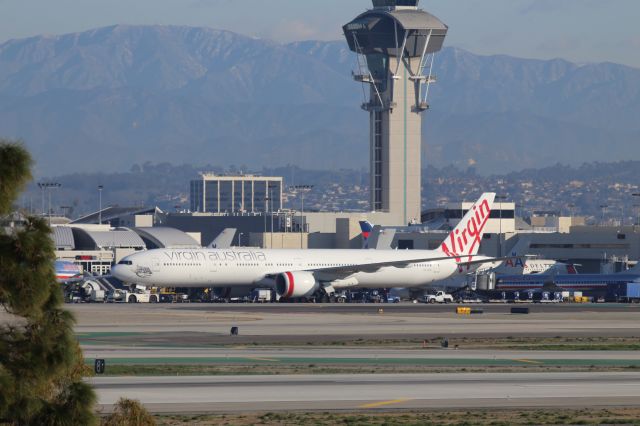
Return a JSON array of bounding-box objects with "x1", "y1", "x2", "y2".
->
[
  {"x1": 83, "y1": 346, "x2": 640, "y2": 363},
  {"x1": 92, "y1": 372, "x2": 640, "y2": 413},
  {"x1": 66, "y1": 303, "x2": 640, "y2": 341}
]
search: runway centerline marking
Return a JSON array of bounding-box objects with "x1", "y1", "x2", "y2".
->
[
  {"x1": 359, "y1": 398, "x2": 412, "y2": 409},
  {"x1": 513, "y1": 359, "x2": 543, "y2": 365}
]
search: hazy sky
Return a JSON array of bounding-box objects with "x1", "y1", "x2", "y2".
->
[{"x1": 1, "y1": 0, "x2": 639, "y2": 68}]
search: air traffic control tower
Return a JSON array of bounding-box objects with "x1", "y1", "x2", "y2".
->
[{"x1": 343, "y1": 0, "x2": 447, "y2": 224}]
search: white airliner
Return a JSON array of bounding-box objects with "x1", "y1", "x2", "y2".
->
[
  {"x1": 475, "y1": 239, "x2": 576, "y2": 276},
  {"x1": 112, "y1": 193, "x2": 499, "y2": 299}
]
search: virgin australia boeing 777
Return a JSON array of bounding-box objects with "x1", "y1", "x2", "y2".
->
[{"x1": 112, "y1": 193, "x2": 497, "y2": 299}]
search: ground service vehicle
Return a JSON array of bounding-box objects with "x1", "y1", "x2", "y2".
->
[
  {"x1": 109, "y1": 286, "x2": 156, "y2": 303},
  {"x1": 423, "y1": 291, "x2": 454, "y2": 304},
  {"x1": 251, "y1": 288, "x2": 272, "y2": 303},
  {"x1": 608, "y1": 282, "x2": 640, "y2": 302}
]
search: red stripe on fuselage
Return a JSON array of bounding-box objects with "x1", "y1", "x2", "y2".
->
[{"x1": 285, "y1": 271, "x2": 295, "y2": 298}]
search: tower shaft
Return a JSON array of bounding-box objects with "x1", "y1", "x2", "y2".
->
[
  {"x1": 344, "y1": 0, "x2": 447, "y2": 225},
  {"x1": 369, "y1": 57, "x2": 422, "y2": 224}
]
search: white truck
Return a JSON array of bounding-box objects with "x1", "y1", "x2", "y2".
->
[
  {"x1": 251, "y1": 288, "x2": 273, "y2": 303},
  {"x1": 423, "y1": 291, "x2": 454, "y2": 304}
]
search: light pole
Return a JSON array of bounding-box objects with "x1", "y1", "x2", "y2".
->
[
  {"x1": 238, "y1": 232, "x2": 244, "y2": 247},
  {"x1": 38, "y1": 182, "x2": 61, "y2": 226},
  {"x1": 268, "y1": 184, "x2": 279, "y2": 248},
  {"x1": 495, "y1": 195, "x2": 508, "y2": 257},
  {"x1": 263, "y1": 198, "x2": 268, "y2": 247},
  {"x1": 291, "y1": 185, "x2": 314, "y2": 249},
  {"x1": 600, "y1": 204, "x2": 608, "y2": 225},
  {"x1": 98, "y1": 185, "x2": 104, "y2": 225},
  {"x1": 37, "y1": 183, "x2": 45, "y2": 216}
]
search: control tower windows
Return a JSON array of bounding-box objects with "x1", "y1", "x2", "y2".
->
[{"x1": 366, "y1": 53, "x2": 389, "y2": 93}]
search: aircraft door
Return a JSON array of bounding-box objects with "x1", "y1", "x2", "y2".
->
[{"x1": 151, "y1": 257, "x2": 160, "y2": 272}]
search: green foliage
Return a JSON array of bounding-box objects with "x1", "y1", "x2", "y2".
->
[
  {"x1": 0, "y1": 140, "x2": 32, "y2": 215},
  {"x1": 0, "y1": 140, "x2": 97, "y2": 425},
  {"x1": 102, "y1": 398, "x2": 156, "y2": 426},
  {"x1": 0, "y1": 217, "x2": 56, "y2": 317}
]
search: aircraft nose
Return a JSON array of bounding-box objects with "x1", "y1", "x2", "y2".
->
[{"x1": 111, "y1": 264, "x2": 130, "y2": 281}]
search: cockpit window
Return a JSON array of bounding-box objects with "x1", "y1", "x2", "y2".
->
[{"x1": 118, "y1": 260, "x2": 133, "y2": 265}]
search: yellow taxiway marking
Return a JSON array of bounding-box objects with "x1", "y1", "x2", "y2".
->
[
  {"x1": 245, "y1": 357, "x2": 280, "y2": 362},
  {"x1": 359, "y1": 399, "x2": 412, "y2": 409},
  {"x1": 513, "y1": 358, "x2": 543, "y2": 365}
]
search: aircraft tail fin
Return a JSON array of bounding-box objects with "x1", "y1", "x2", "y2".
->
[
  {"x1": 359, "y1": 221, "x2": 374, "y2": 249},
  {"x1": 359, "y1": 221, "x2": 396, "y2": 249},
  {"x1": 508, "y1": 238, "x2": 531, "y2": 257},
  {"x1": 207, "y1": 228, "x2": 237, "y2": 249},
  {"x1": 437, "y1": 193, "x2": 496, "y2": 258},
  {"x1": 374, "y1": 227, "x2": 396, "y2": 250}
]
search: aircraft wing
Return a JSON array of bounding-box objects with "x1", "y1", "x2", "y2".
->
[
  {"x1": 305, "y1": 255, "x2": 529, "y2": 276},
  {"x1": 456, "y1": 255, "x2": 534, "y2": 268}
]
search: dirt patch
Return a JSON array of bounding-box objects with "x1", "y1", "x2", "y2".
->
[
  {"x1": 80, "y1": 333, "x2": 640, "y2": 350},
  {"x1": 156, "y1": 407, "x2": 640, "y2": 425},
  {"x1": 101, "y1": 363, "x2": 640, "y2": 377}
]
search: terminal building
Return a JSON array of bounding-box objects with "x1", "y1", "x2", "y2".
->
[
  {"x1": 190, "y1": 174, "x2": 283, "y2": 214},
  {"x1": 52, "y1": 224, "x2": 199, "y2": 275},
  {"x1": 52, "y1": 200, "x2": 640, "y2": 275}
]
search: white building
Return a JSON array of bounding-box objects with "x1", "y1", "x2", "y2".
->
[{"x1": 190, "y1": 174, "x2": 283, "y2": 214}]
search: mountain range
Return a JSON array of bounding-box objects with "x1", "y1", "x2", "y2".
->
[{"x1": 0, "y1": 25, "x2": 638, "y2": 176}]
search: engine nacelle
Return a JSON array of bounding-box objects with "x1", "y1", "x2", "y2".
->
[
  {"x1": 276, "y1": 271, "x2": 319, "y2": 298},
  {"x1": 213, "y1": 287, "x2": 253, "y2": 300}
]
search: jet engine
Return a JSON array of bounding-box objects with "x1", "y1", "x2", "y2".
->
[{"x1": 275, "y1": 271, "x2": 319, "y2": 298}]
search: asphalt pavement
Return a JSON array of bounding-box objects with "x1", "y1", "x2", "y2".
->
[{"x1": 92, "y1": 372, "x2": 640, "y2": 413}]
